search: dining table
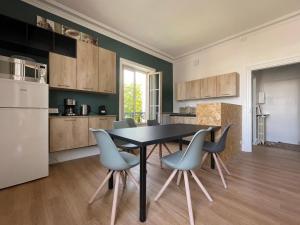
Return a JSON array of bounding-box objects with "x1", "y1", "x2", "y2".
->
[{"x1": 106, "y1": 123, "x2": 220, "y2": 222}]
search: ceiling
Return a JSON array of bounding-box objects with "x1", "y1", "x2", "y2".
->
[{"x1": 45, "y1": 0, "x2": 300, "y2": 59}]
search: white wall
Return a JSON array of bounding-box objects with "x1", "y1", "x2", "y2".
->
[
  {"x1": 173, "y1": 15, "x2": 300, "y2": 151},
  {"x1": 254, "y1": 64, "x2": 300, "y2": 145}
]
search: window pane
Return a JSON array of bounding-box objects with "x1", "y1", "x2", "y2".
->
[
  {"x1": 135, "y1": 71, "x2": 147, "y2": 123},
  {"x1": 123, "y1": 68, "x2": 134, "y2": 119}
]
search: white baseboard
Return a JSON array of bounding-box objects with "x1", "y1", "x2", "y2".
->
[{"x1": 49, "y1": 146, "x2": 99, "y2": 164}]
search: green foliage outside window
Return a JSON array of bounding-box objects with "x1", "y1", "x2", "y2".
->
[{"x1": 124, "y1": 83, "x2": 144, "y2": 123}]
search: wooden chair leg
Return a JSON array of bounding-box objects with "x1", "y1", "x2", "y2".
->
[
  {"x1": 126, "y1": 170, "x2": 139, "y2": 189},
  {"x1": 183, "y1": 171, "x2": 195, "y2": 225},
  {"x1": 147, "y1": 144, "x2": 158, "y2": 160},
  {"x1": 213, "y1": 153, "x2": 227, "y2": 189},
  {"x1": 159, "y1": 144, "x2": 163, "y2": 168},
  {"x1": 177, "y1": 171, "x2": 182, "y2": 186},
  {"x1": 163, "y1": 143, "x2": 172, "y2": 154},
  {"x1": 190, "y1": 170, "x2": 213, "y2": 202},
  {"x1": 89, "y1": 170, "x2": 114, "y2": 204},
  {"x1": 120, "y1": 171, "x2": 127, "y2": 188},
  {"x1": 154, "y1": 170, "x2": 178, "y2": 201},
  {"x1": 111, "y1": 172, "x2": 120, "y2": 225},
  {"x1": 216, "y1": 153, "x2": 231, "y2": 175},
  {"x1": 201, "y1": 152, "x2": 209, "y2": 166}
]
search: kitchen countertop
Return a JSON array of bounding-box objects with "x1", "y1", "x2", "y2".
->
[{"x1": 169, "y1": 113, "x2": 196, "y2": 117}]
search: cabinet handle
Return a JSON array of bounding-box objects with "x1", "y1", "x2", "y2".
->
[
  {"x1": 83, "y1": 87, "x2": 93, "y2": 91},
  {"x1": 57, "y1": 84, "x2": 70, "y2": 87},
  {"x1": 221, "y1": 93, "x2": 232, "y2": 96}
]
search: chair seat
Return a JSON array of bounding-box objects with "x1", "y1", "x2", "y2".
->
[
  {"x1": 119, "y1": 143, "x2": 139, "y2": 150},
  {"x1": 119, "y1": 151, "x2": 140, "y2": 168},
  {"x1": 161, "y1": 150, "x2": 185, "y2": 169},
  {"x1": 203, "y1": 141, "x2": 220, "y2": 153}
]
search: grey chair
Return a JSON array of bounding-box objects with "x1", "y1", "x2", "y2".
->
[
  {"x1": 89, "y1": 129, "x2": 140, "y2": 225},
  {"x1": 154, "y1": 128, "x2": 213, "y2": 225},
  {"x1": 113, "y1": 120, "x2": 139, "y2": 151},
  {"x1": 125, "y1": 117, "x2": 137, "y2": 127},
  {"x1": 146, "y1": 119, "x2": 173, "y2": 168},
  {"x1": 201, "y1": 124, "x2": 232, "y2": 189}
]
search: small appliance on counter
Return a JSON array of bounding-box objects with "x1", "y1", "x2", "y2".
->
[
  {"x1": 64, "y1": 98, "x2": 77, "y2": 116},
  {"x1": 99, "y1": 105, "x2": 107, "y2": 115},
  {"x1": 49, "y1": 108, "x2": 59, "y2": 115},
  {"x1": 80, "y1": 104, "x2": 91, "y2": 116}
]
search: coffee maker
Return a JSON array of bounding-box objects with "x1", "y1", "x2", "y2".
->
[{"x1": 64, "y1": 98, "x2": 77, "y2": 116}]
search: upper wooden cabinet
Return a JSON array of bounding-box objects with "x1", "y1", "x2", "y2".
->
[
  {"x1": 49, "y1": 52, "x2": 76, "y2": 89},
  {"x1": 98, "y1": 47, "x2": 116, "y2": 93},
  {"x1": 76, "y1": 41, "x2": 98, "y2": 92},
  {"x1": 175, "y1": 72, "x2": 239, "y2": 101},
  {"x1": 49, "y1": 117, "x2": 89, "y2": 152},
  {"x1": 216, "y1": 72, "x2": 239, "y2": 97},
  {"x1": 176, "y1": 82, "x2": 186, "y2": 101},
  {"x1": 201, "y1": 76, "x2": 217, "y2": 98},
  {"x1": 186, "y1": 80, "x2": 201, "y2": 100}
]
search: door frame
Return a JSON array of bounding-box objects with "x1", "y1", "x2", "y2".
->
[
  {"x1": 119, "y1": 58, "x2": 155, "y2": 122},
  {"x1": 245, "y1": 55, "x2": 300, "y2": 152}
]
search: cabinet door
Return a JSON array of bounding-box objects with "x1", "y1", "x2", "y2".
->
[
  {"x1": 77, "y1": 41, "x2": 98, "y2": 92},
  {"x1": 201, "y1": 76, "x2": 217, "y2": 98},
  {"x1": 176, "y1": 82, "x2": 186, "y2": 101},
  {"x1": 49, "y1": 52, "x2": 76, "y2": 89},
  {"x1": 98, "y1": 48, "x2": 116, "y2": 93},
  {"x1": 88, "y1": 116, "x2": 116, "y2": 146},
  {"x1": 217, "y1": 72, "x2": 239, "y2": 97},
  {"x1": 50, "y1": 117, "x2": 88, "y2": 152},
  {"x1": 184, "y1": 117, "x2": 197, "y2": 125},
  {"x1": 186, "y1": 80, "x2": 201, "y2": 100},
  {"x1": 170, "y1": 116, "x2": 185, "y2": 124}
]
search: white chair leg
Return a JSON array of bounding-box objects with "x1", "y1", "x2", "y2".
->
[
  {"x1": 201, "y1": 152, "x2": 209, "y2": 166},
  {"x1": 216, "y1": 153, "x2": 231, "y2": 175},
  {"x1": 154, "y1": 170, "x2": 178, "y2": 201},
  {"x1": 213, "y1": 153, "x2": 227, "y2": 189},
  {"x1": 147, "y1": 144, "x2": 158, "y2": 160},
  {"x1": 159, "y1": 144, "x2": 163, "y2": 168},
  {"x1": 126, "y1": 170, "x2": 139, "y2": 189},
  {"x1": 177, "y1": 170, "x2": 182, "y2": 186},
  {"x1": 111, "y1": 172, "x2": 120, "y2": 225},
  {"x1": 190, "y1": 170, "x2": 213, "y2": 202},
  {"x1": 183, "y1": 171, "x2": 195, "y2": 225},
  {"x1": 120, "y1": 171, "x2": 127, "y2": 188},
  {"x1": 89, "y1": 170, "x2": 114, "y2": 204},
  {"x1": 163, "y1": 143, "x2": 172, "y2": 154}
]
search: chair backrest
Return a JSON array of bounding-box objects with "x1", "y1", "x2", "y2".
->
[
  {"x1": 178, "y1": 128, "x2": 211, "y2": 169},
  {"x1": 113, "y1": 120, "x2": 130, "y2": 129},
  {"x1": 125, "y1": 118, "x2": 137, "y2": 127},
  {"x1": 147, "y1": 119, "x2": 159, "y2": 126},
  {"x1": 214, "y1": 124, "x2": 232, "y2": 152},
  {"x1": 90, "y1": 129, "x2": 128, "y2": 170}
]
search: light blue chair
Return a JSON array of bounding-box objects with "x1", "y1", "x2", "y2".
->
[
  {"x1": 88, "y1": 129, "x2": 140, "y2": 225},
  {"x1": 154, "y1": 128, "x2": 213, "y2": 225},
  {"x1": 113, "y1": 120, "x2": 139, "y2": 151}
]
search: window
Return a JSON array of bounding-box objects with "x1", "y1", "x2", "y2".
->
[{"x1": 119, "y1": 59, "x2": 162, "y2": 124}]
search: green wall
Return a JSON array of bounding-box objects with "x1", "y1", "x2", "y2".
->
[{"x1": 0, "y1": 0, "x2": 173, "y2": 116}]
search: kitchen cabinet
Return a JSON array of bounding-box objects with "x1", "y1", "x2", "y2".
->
[
  {"x1": 49, "y1": 52, "x2": 76, "y2": 89},
  {"x1": 186, "y1": 80, "x2": 201, "y2": 99},
  {"x1": 76, "y1": 41, "x2": 98, "y2": 92},
  {"x1": 216, "y1": 72, "x2": 239, "y2": 97},
  {"x1": 88, "y1": 116, "x2": 116, "y2": 146},
  {"x1": 176, "y1": 82, "x2": 187, "y2": 101},
  {"x1": 201, "y1": 76, "x2": 217, "y2": 98},
  {"x1": 49, "y1": 117, "x2": 89, "y2": 152},
  {"x1": 170, "y1": 116, "x2": 197, "y2": 124},
  {"x1": 98, "y1": 47, "x2": 116, "y2": 93}
]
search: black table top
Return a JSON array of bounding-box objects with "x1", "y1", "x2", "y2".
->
[{"x1": 107, "y1": 123, "x2": 220, "y2": 146}]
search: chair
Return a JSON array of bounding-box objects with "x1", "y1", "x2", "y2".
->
[
  {"x1": 154, "y1": 128, "x2": 213, "y2": 225},
  {"x1": 201, "y1": 124, "x2": 231, "y2": 189},
  {"x1": 146, "y1": 119, "x2": 173, "y2": 168},
  {"x1": 89, "y1": 129, "x2": 140, "y2": 225},
  {"x1": 113, "y1": 120, "x2": 139, "y2": 151},
  {"x1": 125, "y1": 117, "x2": 137, "y2": 127}
]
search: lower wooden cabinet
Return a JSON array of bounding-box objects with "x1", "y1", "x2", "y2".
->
[
  {"x1": 170, "y1": 116, "x2": 197, "y2": 124},
  {"x1": 88, "y1": 116, "x2": 116, "y2": 146},
  {"x1": 50, "y1": 117, "x2": 89, "y2": 152},
  {"x1": 50, "y1": 115, "x2": 116, "y2": 152}
]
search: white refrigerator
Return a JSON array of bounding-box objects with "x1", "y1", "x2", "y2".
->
[{"x1": 0, "y1": 78, "x2": 49, "y2": 189}]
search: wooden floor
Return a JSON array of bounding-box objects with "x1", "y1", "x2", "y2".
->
[{"x1": 0, "y1": 144, "x2": 300, "y2": 225}]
